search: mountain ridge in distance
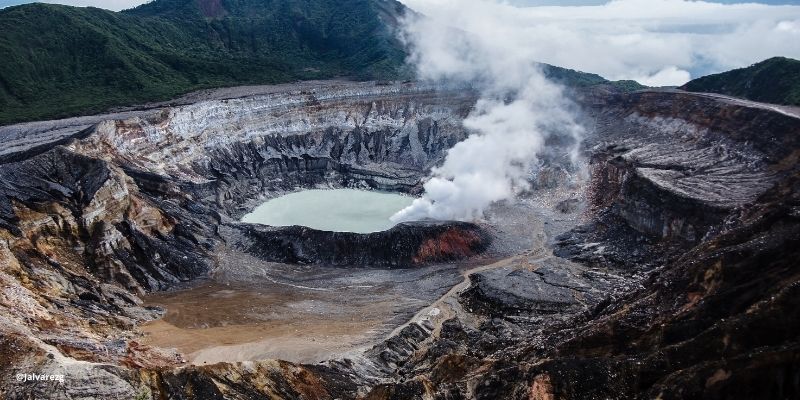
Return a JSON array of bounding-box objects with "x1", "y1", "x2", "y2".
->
[{"x1": 682, "y1": 57, "x2": 800, "y2": 106}]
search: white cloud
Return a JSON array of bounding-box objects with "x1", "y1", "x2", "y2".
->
[
  {"x1": 636, "y1": 66, "x2": 692, "y2": 87},
  {"x1": 399, "y1": 0, "x2": 800, "y2": 85},
  {"x1": 38, "y1": 0, "x2": 146, "y2": 11},
  {"x1": 391, "y1": 0, "x2": 800, "y2": 223},
  {"x1": 391, "y1": 4, "x2": 585, "y2": 222}
]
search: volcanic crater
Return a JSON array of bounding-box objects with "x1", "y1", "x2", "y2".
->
[{"x1": 1, "y1": 80, "x2": 799, "y2": 399}]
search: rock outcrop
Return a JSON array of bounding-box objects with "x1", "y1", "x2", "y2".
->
[
  {"x1": 371, "y1": 170, "x2": 800, "y2": 400},
  {"x1": 233, "y1": 221, "x2": 492, "y2": 267},
  {"x1": 556, "y1": 87, "x2": 799, "y2": 270}
]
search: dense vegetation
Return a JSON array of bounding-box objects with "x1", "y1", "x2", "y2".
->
[
  {"x1": 681, "y1": 57, "x2": 800, "y2": 106},
  {"x1": 541, "y1": 64, "x2": 646, "y2": 92},
  {"x1": 0, "y1": 0, "x2": 408, "y2": 124},
  {"x1": 0, "y1": 0, "x2": 645, "y2": 125}
]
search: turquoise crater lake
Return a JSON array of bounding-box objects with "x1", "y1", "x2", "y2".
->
[{"x1": 241, "y1": 189, "x2": 415, "y2": 233}]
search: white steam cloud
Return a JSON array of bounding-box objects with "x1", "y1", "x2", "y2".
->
[
  {"x1": 391, "y1": 0, "x2": 800, "y2": 222},
  {"x1": 391, "y1": 2, "x2": 585, "y2": 222},
  {"x1": 399, "y1": 0, "x2": 800, "y2": 86}
]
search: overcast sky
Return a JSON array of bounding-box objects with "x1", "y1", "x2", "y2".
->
[
  {"x1": 509, "y1": 0, "x2": 798, "y2": 4},
  {"x1": 401, "y1": 0, "x2": 800, "y2": 85},
  {"x1": 1, "y1": 0, "x2": 799, "y2": 85}
]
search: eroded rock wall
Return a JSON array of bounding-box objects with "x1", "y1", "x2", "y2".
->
[
  {"x1": 232, "y1": 221, "x2": 492, "y2": 268},
  {"x1": 389, "y1": 169, "x2": 800, "y2": 400},
  {"x1": 555, "y1": 87, "x2": 800, "y2": 270},
  {"x1": 68, "y1": 83, "x2": 476, "y2": 216}
]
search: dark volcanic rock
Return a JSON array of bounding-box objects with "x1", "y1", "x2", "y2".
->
[
  {"x1": 464, "y1": 266, "x2": 578, "y2": 314},
  {"x1": 461, "y1": 260, "x2": 625, "y2": 318},
  {"x1": 588, "y1": 150, "x2": 732, "y2": 243},
  {"x1": 233, "y1": 221, "x2": 493, "y2": 267},
  {"x1": 516, "y1": 171, "x2": 800, "y2": 400},
  {"x1": 0, "y1": 146, "x2": 213, "y2": 293},
  {"x1": 553, "y1": 210, "x2": 677, "y2": 271},
  {"x1": 373, "y1": 171, "x2": 800, "y2": 400},
  {"x1": 554, "y1": 87, "x2": 800, "y2": 271}
]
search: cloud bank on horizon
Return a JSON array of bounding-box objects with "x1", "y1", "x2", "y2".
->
[{"x1": 399, "y1": 0, "x2": 800, "y2": 86}]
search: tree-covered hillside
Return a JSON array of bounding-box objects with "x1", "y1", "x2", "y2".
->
[
  {"x1": 681, "y1": 57, "x2": 800, "y2": 106},
  {"x1": 0, "y1": 0, "x2": 408, "y2": 125}
]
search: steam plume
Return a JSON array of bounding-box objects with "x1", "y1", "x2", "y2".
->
[{"x1": 391, "y1": 0, "x2": 585, "y2": 223}]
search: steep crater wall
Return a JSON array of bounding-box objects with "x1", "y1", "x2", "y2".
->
[
  {"x1": 230, "y1": 221, "x2": 492, "y2": 268},
  {"x1": 69, "y1": 83, "x2": 478, "y2": 216},
  {"x1": 556, "y1": 87, "x2": 800, "y2": 270},
  {"x1": 0, "y1": 82, "x2": 496, "y2": 378}
]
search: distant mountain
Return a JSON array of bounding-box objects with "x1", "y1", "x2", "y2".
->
[
  {"x1": 0, "y1": 0, "x2": 644, "y2": 126},
  {"x1": 541, "y1": 64, "x2": 646, "y2": 92},
  {"x1": 681, "y1": 57, "x2": 800, "y2": 106},
  {"x1": 0, "y1": 0, "x2": 409, "y2": 125}
]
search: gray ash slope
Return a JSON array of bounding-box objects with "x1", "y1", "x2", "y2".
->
[{"x1": 0, "y1": 80, "x2": 798, "y2": 399}]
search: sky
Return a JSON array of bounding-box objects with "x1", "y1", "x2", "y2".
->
[
  {"x1": 1, "y1": 0, "x2": 799, "y2": 84},
  {"x1": 400, "y1": 0, "x2": 800, "y2": 85},
  {"x1": 510, "y1": 0, "x2": 798, "y2": 4}
]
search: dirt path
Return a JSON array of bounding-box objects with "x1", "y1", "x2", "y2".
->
[{"x1": 384, "y1": 210, "x2": 551, "y2": 340}]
